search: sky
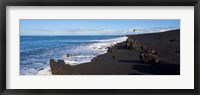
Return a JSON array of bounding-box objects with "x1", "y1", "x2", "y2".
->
[{"x1": 20, "y1": 19, "x2": 180, "y2": 36}]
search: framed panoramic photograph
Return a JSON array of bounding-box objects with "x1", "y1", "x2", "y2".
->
[{"x1": 0, "y1": 0, "x2": 199, "y2": 95}]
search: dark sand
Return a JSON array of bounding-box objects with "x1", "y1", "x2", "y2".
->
[{"x1": 51, "y1": 29, "x2": 180, "y2": 75}]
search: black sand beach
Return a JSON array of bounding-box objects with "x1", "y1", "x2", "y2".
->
[{"x1": 50, "y1": 29, "x2": 180, "y2": 75}]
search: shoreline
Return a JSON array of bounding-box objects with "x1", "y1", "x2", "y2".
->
[
  {"x1": 37, "y1": 36, "x2": 128, "y2": 75},
  {"x1": 49, "y1": 29, "x2": 180, "y2": 75}
]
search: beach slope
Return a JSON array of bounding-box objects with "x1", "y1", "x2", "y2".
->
[{"x1": 50, "y1": 29, "x2": 180, "y2": 75}]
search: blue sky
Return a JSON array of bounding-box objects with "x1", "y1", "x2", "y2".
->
[{"x1": 20, "y1": 19, "x2": 180, "y2": 36}]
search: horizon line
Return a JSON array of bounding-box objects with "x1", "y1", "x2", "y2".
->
[
  {"x1": 20, "y1": 29, "x2": 180, "y2": 36},
  {"x1": 20, "y1": 35, "x2": 124, "y2": 36}
]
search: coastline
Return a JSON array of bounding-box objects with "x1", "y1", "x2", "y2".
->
[
  {"x1": 37, "y1": 36, "x2": 128, "y2": 75},
  {"x1": 49, "y1": 29, "x2": 180, "y2": 75}
]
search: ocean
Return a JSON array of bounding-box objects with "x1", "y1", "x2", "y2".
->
[{"x1": 20, "y1": 36, "x2": 128, "y2": 75}]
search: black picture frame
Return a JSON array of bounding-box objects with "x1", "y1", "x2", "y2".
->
[{"x1": 0, "y1": 0, "x2": 199, "y2": 95}]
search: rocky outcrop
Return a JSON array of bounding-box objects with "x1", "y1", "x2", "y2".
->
[
  {"x1": 107, "y1": 47, "x2": 113, "y2": 52},
  {"x1": 126, "y1": 38, "x2": 142, "y2": 51},
  {"x1": 50, "y1": 59, "x2": 71, "y2": 75},
  {"x1": 126, "y1": 37, "x2": 159, "y2": 64},
  {"x1": 139, "y1": 48, "x2": 159, "y2": 64},
  {"x1": 146, "y1": 48, "x2": 157, "y2": 54},
  {"x1": 126, "y1": 38, "x2": 134, "y2": 48},
  {"x1": 139, "y1": 53, "x2": 159, "y2": 64},
  {"x1": 130, "y1": 41, "x2": 142, "y2": 50}
]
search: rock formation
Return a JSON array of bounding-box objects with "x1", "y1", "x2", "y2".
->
[
  {"x1": 139, "y1": 53, "x2": 159, "y2": 64},
  {"x1": 126, "y1": 38, "x2": 142, "y2": 51},
  {"x1": 50, "y1": 59, "x2": 71, "y2": 75},
  {"x1": 126, "y1": 37, "x2": 159, "y2": 64},
  {"x1": 107, "y1": 47, "x2": 113, "y2": 52}
]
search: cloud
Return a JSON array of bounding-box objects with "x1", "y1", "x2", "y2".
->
[
  {"x1": 28, "y1": 26, "x2": 179, "y2": 36},
  {"x1": 30, "y1": 28, "x2": 52, "y2": 32},
  {"x1": 101, "y1": 29, "x2": 114, "y2": 33},
  {"x1": 28, "y1": 27, "x2": 116, "y2": 35},
  {"x1": 62, "y1": 28, "x2": 115, "y2": 33},
  {"x1": 124, "y1": 26, "x2": 180, "y2": 35}
]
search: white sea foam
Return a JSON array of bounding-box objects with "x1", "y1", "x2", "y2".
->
[
  {"x1": 37, "y1": 36, "x2": 128, "y2": 75},
  {"x1": 38, "y1": 66, "x2": 52, "y2": 75},
  {"x1": 66, "y1": 36, "x2": 128, "y2": 64}
]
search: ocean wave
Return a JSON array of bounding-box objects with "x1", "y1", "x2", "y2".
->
[
  {"x1": 21, "y1": 36, "x2": 128, "y2": 75},
  {"x1": 37, "y1": 36, "x2": 128, "y2": 75},
  {"x1": 38, "y1": 66, "x2": 52, "y2": 75}
]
